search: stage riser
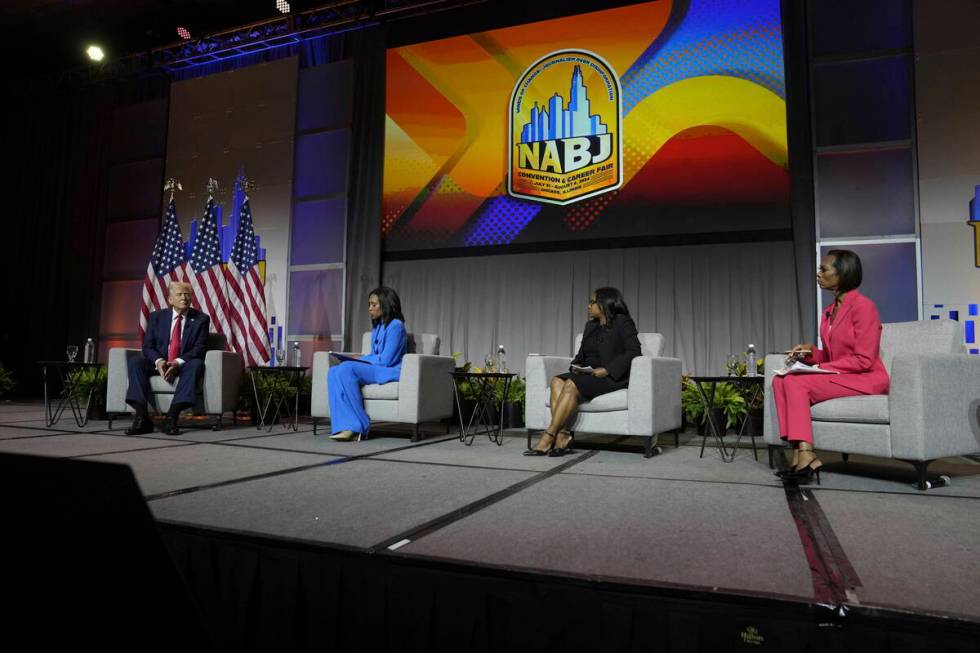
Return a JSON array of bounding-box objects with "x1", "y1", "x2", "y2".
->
[{"x1": 161, "y1": 525, "x2": 980, "y2": 653}]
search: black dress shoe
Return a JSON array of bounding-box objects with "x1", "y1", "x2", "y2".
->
[
  {"x1": 159, "y1": 414, "x2": 181, "y2": 436},
  {"x1": 125, "y1": 415, "x2": 153, "y2": 435}
]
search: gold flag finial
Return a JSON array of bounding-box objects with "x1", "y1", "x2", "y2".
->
[
  {"x1": 164, "y1": 178, "x2": 183, "y2": 200},
  {"x1": 206, "y1": 177, "x2": 220, "y2": 196},
  {"x1": 241, "y1": 176, "x2": 257, "y2": 196}
]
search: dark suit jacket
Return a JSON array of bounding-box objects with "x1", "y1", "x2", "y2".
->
[
  {"x1": 143, "y1": 307, "x2": 210, "y2": 364},
  {"x1": 571, "y1": 314, "x2": 642, "y2": 382}
]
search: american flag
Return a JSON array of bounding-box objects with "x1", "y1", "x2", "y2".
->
[
  {"x1": 139, "y1": 197, "x2": 187, "y2": 339},
  {"x1": 188, "y1": 196, "x2": 232, "y2": 340},
  {"x1": 224, "y1": 195, "x2": 270, "y2": 366}
]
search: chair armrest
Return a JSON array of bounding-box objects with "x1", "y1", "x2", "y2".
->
[
  {"x1": 763, "y1": 354, "x2": 786, "y2": 446},
  {"x1": 310, "y1": 351, "x2": 362, "y2": 418},
  {"x1": 525, "y1": 355, "x2": 573, "y2": 429},
  {"x1": 202, "y1": 350, "x2": 242, "y2": 415},
  {"x1": 627, "y1": 356, "x2": 682, "y2": 436},
  {"x1": 397, "y1": 354, "x2": 457, "y2": 423},
  {"x1": 888, "y1": 354, "x2": 980, "y2": 460},
  {"x1": 106, "y1": 348, "x2": 142, "y2": 413}
]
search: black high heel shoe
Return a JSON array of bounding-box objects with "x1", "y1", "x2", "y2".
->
[
  {"x1": 781, "y1": 460, "x2": 822, "y2": 485},
  {"x1": 548, "y1": 431, "x2": 575, "y2": 457},
  {"x1": 524, "y1": 431, "x2": 556, "y2": 456}
]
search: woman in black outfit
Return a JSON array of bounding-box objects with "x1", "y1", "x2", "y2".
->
[{"x1": 525, "y1": 287, "x2": 642, "y2": 457}]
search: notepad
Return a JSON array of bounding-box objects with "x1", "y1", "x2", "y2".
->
[
  {"x1": 569, "y1": 364, "x2": 595, "y2": 374},
  {"x1": 328, "y1": 352, "x2": 369, "y2": 364}
]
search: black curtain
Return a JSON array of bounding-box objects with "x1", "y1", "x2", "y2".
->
[
  {"x1": 0, "y1": 74, "x2": 168, "y2": 396},
  {"x1": 782, "y1": 0, "x2": 818, "y2": 342},
  {"x1": 344, "y1": 27, "x2": 387, "y2": 348}
]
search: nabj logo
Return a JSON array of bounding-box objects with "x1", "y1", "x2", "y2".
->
[
  {"x1": 739, "y1": 625, "x2": 764, "y2": 646},
  {"x1": 508, "y1": 50, "x2": 622, "y2": 205}
]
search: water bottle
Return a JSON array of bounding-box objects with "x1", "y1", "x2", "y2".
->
[
  {"x1": 83, "y1": 338, "x2": 96, "y2": 364},
  {"x1": 746, "y1": 344, "x2": 757, "y2": 377},
  {"x1": 291, "y1": 342, "x2": 301, "y2": 367},
  {"x1": 496, "y1": 345, "x2": 507, "y2": 373}
]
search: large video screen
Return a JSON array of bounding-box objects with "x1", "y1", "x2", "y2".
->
[{"x1": 383, "y1": 0, "x2": 788, "y2": 253}]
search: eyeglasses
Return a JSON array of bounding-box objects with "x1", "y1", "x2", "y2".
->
[{"x1": 587, "y1": 299, "x2": 597, "y2": 305}]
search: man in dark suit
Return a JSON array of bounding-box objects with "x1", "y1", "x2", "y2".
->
[{"x1": 126, "y1": 281, "x2": 211, "y2": 435}]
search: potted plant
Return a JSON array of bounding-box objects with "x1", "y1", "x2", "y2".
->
[
  {"x1": 69, "y1": 366, "x2": 108, "y2": 420},
  {"x1": 0, "y1": 366, "x2": 16, "y2": 401},
  {"x1": 712, "y1": 382, "x2": 747, "y2": 434},
  {"x1": 454, "y1": 377, "x2": 479, "y2": 426},
  {"x1": 681, "y1": 377, "x2": 705, "y2": 432},
  {"x1": 496, "y1": 376, "x2": 525, "y2": 428},
  {"x1": 730, "y1": 353, "x2": 765, "y2": 435}
]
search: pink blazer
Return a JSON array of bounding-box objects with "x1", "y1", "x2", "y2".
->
[{"x1": 806, "y1": 290, "x2": 889, "y2": 394}]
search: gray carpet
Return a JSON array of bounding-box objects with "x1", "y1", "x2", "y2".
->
[
  {"x1": 373, "y1": 433, "x2": 579, "y2": 471},
  {"x1": 150, "y1": 459, "x2": 535, "y2": 548},
  {"x1": 401, "y1": 473, "x2": 815, "y2": 599},
  {"x1": 85, "y1": 443, "x2": 337, "y2": 496},
  {"x1": 0, "y1": 432, "x2": 193, "y2": 458},
  {"x1": 0, "y1": 425, "x2": 76, "y2": 440},
  {"x1": 98, "y1": 422, "x2": 317, "y2": 443},
  {"x1": 564, "y1": 445, "x2": 776, "y2": 486},
  {"x1": 818, "y1": 490, "x2": 980, "y2": 619},
  {"x1": 221, "y1": 431, "x2": 458, "y2": 456}
]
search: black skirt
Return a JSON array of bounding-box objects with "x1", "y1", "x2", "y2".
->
[{"x1": 555, "y1": 371, "x2": 628, "y2": 400}]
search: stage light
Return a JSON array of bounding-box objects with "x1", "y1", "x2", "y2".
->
[
  {"x1": 276, "y1": 0, "x2": 291, "y2": 14},
  {"x1": 177, "y1": 26, "x2": 192, "y2": 40},
  {"x1": 86, "y1": 45, "x2": 105, "y2": 62}
]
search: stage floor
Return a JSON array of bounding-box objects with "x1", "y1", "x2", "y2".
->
[{"x1": 2, "y1": 401, "x2": 979, "y2": 628}]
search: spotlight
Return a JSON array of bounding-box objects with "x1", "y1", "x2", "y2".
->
[
  {"x1": 176, "y1": 26, "x2": 192, "y2": 40},
  {"x1": 276, "y1": 0, "x2": 291, "y2": 14},
  {"x1": 86, "y1": 45, "x2": 105, "y2": 62}
]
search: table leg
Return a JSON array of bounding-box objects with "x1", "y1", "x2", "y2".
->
[
  {"x1": 728, "y1": 384, "x2": 763, "y2": 462},
  {"x1": 694, "y1": 381, "x2": 728, "y2": 460},
  {"x1": 251, "y1": 372, "x2": 269, "y2": 430},
  {"x1": 42, "y1": 364, "x2": 53, "y2": 426},
  {"x1": 491, "y1": 376, "x2": 511, "y2": 445}
]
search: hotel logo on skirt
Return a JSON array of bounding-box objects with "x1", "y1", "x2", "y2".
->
[{"x1": 508, "y1": 50, "x2": 622, "y2": 205}]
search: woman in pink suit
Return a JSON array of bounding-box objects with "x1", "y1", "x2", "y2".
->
[{"x1": 774, "y1": 249, "x2": 889, "y2": 483}]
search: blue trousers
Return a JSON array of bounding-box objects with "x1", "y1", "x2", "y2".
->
[
  {"x1": 126, "y1": 356, "x2": 203, "y2": 413},
  {"x1": 327, "y1": 361, "x2": 400, "y2": 434}
]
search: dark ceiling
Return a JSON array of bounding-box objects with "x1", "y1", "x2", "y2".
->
[{"x1": 3, "y1": 0, "x2": 321, "y2": 78}]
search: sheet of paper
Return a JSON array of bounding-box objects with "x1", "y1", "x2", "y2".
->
[{"x1": 775, "y1": 361, "x2": 838, "y2": 376}]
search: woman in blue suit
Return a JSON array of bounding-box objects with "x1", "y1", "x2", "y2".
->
[{"x1": 327, "y1": 287, "x2": 408, "y2": 441}]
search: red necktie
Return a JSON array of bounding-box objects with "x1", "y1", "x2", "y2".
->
[{"x1": 168, "y1": 314, "x2": 183, "y2": 361}]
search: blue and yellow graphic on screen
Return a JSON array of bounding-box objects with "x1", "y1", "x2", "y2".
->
[{"x1": 384, "y1": 0, "x2": 787, "y2": 250}]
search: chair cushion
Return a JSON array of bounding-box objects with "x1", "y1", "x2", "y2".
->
[
  {"x1": 149, "y1": 377, "x2": 177, "y2": 393},
  {"x1": 578, "y1": 389, "x2": 629, "y2": 412},
  {"x1": 810, "y1": 395, "x2": 889, "y2": 424},
  {"x1": 362, "y1": 382, "x2": 399, "y2": 400}
]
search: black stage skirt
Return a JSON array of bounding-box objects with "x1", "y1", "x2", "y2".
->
[{"x1": 555, "y1": 371, "x2": 628, "y2": 400}]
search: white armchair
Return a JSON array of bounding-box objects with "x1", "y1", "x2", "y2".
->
[
  {"x1": 525, "y1": 333, "x2": 682, "y2": 457},
  {"x1": 763, "y1": 320, "x2": 980, "y2": 489},
  {"x1": 310, "y1": 332, "x2": 456, "y2": 441},
  {"x1": 105, "y1": 333, "x2": 243, "y2": 430}
]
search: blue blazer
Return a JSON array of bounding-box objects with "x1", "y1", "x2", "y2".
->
[
  {"x1": 359, "y1": 319, "x2": 407, "y2": 382},
  {"x1": 143, "y1": 307, "x2": 210, "y2": 363}
]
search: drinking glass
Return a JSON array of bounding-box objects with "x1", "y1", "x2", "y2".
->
[
  {"x1": 484, "y1": 354, "x2": 496, "y2": 373},
  {"x1": 276, "y1": 348, "x2": 286, "y2": 367},
  {"x1": 726, "y1": 353, "x2": 738, "y2": 376},
  {"x1": 66, "y1": 345, "x2": 79, "y2": 363}
]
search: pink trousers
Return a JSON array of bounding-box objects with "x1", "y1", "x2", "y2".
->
[{"x1": 771, "y1": 374, "x2": 865, "y2": 445}]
